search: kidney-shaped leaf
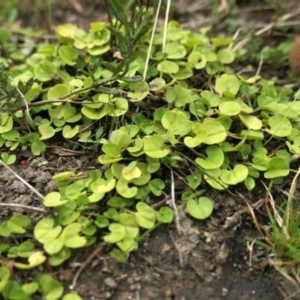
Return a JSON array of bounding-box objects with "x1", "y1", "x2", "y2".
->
[
  {"x1": 202, "y1": 120, "x2": 227, "y2": 144},
  {"x1": 196, "y1": 145, "x2": 224, "y2": 169},
  {"x1": 264, "y1": 157, "x2": 290, "y2": 179},
  {"x1": 144, "y1": 136, "x2": 170, "y2": 158},
  {"x1": 220, "y1": 164, "x2": 248, "y2": 185},
  {"x1": 186, "y1": 197, "x2": 213, "y2": 220},
  {"x1": 34, "y1": 218, "x2": 62, "y2": 244},
  {"x1": 135, "y1": 202, "x2": 156, "y2": 229}
]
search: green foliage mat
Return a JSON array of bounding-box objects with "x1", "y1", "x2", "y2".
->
[{"x1": 0, "y1": 1, "x2": 299, "y2": 298}]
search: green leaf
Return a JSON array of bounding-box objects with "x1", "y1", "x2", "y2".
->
[
  {"x1": 38, "y1": 274, "x2": 63, "y2": 300},
  {"x1": 103, "y1": 208, "x2": 119, "y2": 221},
  {"x1": 220, "y1": 164, "x2": 249, "y2": 185},
  {"x1": 50, "y1": 247, "x2": 71, "y2": 266},
  {"x1": 117, "y1": 236, "x2": 137, "y2": 253},
  {"x1": 116, "y1": 178, "x2": 138, "y2": 198},
  {"x1": 22, "y1": 282, "x2": 39, "y2": 295},
  {"x1": 108, "y1": 97, "x2": 128, "y2": 116},
  {"x1": 184, "y1": 123, "x2": 208, "y2": 148},
  {"x1": 166, "y1": 85, "x2": 197, "y2": 107},
  {"x1": 215, "y1": 74, "x2": 240, "y2": 97},
  {"x1": 244, "y1": 177, "x2": 255, "y2": 191},
  {"x1": 7, "y1": 215, "x2": 31, "y2": 234},
  {"x1": 135, "y1": 202, "x2": 156, "y2": 229},
  {"x1": 241, "y1": 130, "x2": 264, "y2": 140},
  {"x1": 62, "y1": 125, "x2": 80, "y2": 138},
  {"x1": 239, "y1": 114, "x2": 262, "y2": 130},
  {"x1": 2, "y1": 280, "x2": 29, "y2": 300},
  {"x1": 95, "y1": 215, "x2": 110, "y2": 228},
  {"x1": 52, "y1": 171, "x2": 76, "y2": 181},
  {"x1": 127, "y1": 81, "x2": 149, "y2": 102},
  {"x1": 62, "y1": 292, "x2": 83, "y2": 300},
  {"x1": 90, "y1": 179, "x2": 116, "y2": 194},
  {"x1": 149, "y1": 179, "x2": 165, "y2": 196},
  {"x1": 1, "y1": 152, "x2": 16, "y2": 165},
  {"x1": 17, "y1": 241, "x2": 35, "y2": 258},
  {"x1": 34, "y1": 61, "x2": 56, "y2": 82},
  {"x1": 157, "y1": 61, "x2": 179, "y2": 74},
  {"x1": 267, "y1": 115, "x2": 292, "y2": 137},
  {"x1": 0, "y1": 267, "x2": 10, "y2": 292},
  {"x1": 61, "y1": 223, "x2": 87, "y2": 248},
  {"x1": 38, "y1": 124, "x2": 55, "y2": 140},
  {"x1": 196, "y1": 146, "x2": 224, "y2": 169},
  {"x1": 102, "y1": 142, "x2": 122, "y2": 157},
  {"x1": 110, "y1": 130, "x2": 131, "y2": 148},
  {"x1": 218, "y1": 101, "x2": 241, "y2": 116},
  {"x1": 44, "y1": 192, "x2": 68, "y2": 207},
  {"x1": 119, "y1": 213, "x2": 139, "y2": 238},
  {"x1": 34, "y1": 218, "x2": 62, "y2": 244},
  {"x1": 107, "y1": 0, "x2": 128, "y2": 25},
  {"x1": 2, "y1": 129, "x2": 20, "y2": 141},
  {"x1": 217, "y1": 48, "x2": 235, "y2": 64},
  {"x1": 104, "y1": 223, "x2": 126, "y2": 243},
  {"x1": 264, "y1": 157, "x2": 290, "y2": 179},
  {"x1": 202, "y1": 120, "x2": 227, "y2": 144},
  {"x1": 65, "y1": 182, "x2": 85, "y2": 200},
  {"x1": 47, "y1": 84, "x2": 70, "y2": 100},
  {"x1": 186, "y1": 197, "x2": 213, "y2": 220},
  {"x1": 156, "y1": 207, "x2": 174, "y2": 223},
  {"x1": 58, "y1": 45, "x2": 78, "y2": 65},
  {"x1": 144, "y1": 136, "x2": 170, "y2": 158},
  {"x1": 164, "y1": 42, "x2": 187, "y2": 59},
  {"x1": 187, "y1": 169, "x2": 202, "y2": 189},
  {"x1": 107, "y1": 197, "x2": 126, "y2": 208}
]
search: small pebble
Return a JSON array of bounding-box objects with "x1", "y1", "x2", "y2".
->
[
  {"x1": 129, "y1": 283, "x2": 141, "y2": 291},
  {"x1": 127, "y1": 277, "x2": 135, "y2": 284},
  {"x1": 104, "y1": 277, "x2": 117, "y2": 289},
  {"x1": 189, "y1": 233, "x2": 199, "y2": 243}
]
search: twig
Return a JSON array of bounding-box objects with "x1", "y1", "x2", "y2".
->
[
  {"x1": 261, "y1": 181, "x2": 283, "y2": 229},
  {"x1": 236, "y1": 191, "x2": 274, "y2": 247},
  {"x1": 170, "y1": 169, "x2": 181, "y2": 235},
  {"x1": 70, "y1": 243, "x2": 105, "y2": 290},
  {"x1": 162, "y1": 0, "x2": 171, "y2": 54},
  {"x1": 289, "y1": 166, "x2": 300, "y2": 196},
  {"x1": 0, "y1": 202, "x2": 47, "y2": 213},
  {"x1": 283, "y1": 288, "x2": 300, "y2": 300},
  {"x1": 0, "y1": 159, "x2": 44, "y2": 200},
  {"x1": 143, "y1": 0, "x2": 161, "y2": 79},
  {"x1": 9, "y1": 76, "x2": 32, "y2": 122},
  {"x1": 255, "y1": 48, "x2": 265, "y2": 77},
  {"x1": 246, "y1": 239, "x2": 256, "y2": 267}
]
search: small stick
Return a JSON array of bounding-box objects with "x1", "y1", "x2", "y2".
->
[
  {"x1": 70, "y1": 243, "x2": 105, "y2": 290},
  {"x1": 9, "y1": 76, "x2": 32, "y2": 122},
  {"x1": 255, "y1": 48, "x2": 265, "y2": 77},
  {"x1": 0, "y1": 202, "x2": 47, "y2": 213},
  {"x1": 143, "y1": 0, "x2": 161, "y2": 79},
  {"x1": 0, "y1": 159, "x2": 44, "y2": 200},
  {"x1": 170, "y1": 169, "x2": 181, "y2": 235}
]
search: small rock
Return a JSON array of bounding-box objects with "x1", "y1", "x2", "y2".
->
[
  {"x1": 127, "y1": 277, "x2": 135, "y2": 284},
  {"x1": 189, "y1": 233, "x2": 199, "y2": 243},
  {"x1": 129, "y1": 283, "x2": 141, "y2": 291},
  {"x1": 104, "y1": 277, "x2": 117, "y2": 289}
]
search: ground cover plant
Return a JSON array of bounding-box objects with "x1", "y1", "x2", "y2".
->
[{"x1": 0, "y1": 0, "x2": 300, "y2": 299}]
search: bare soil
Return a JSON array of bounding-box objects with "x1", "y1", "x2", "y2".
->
[{"x1": 1, "y1": 0, "x2": 300, "y2": 299}]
